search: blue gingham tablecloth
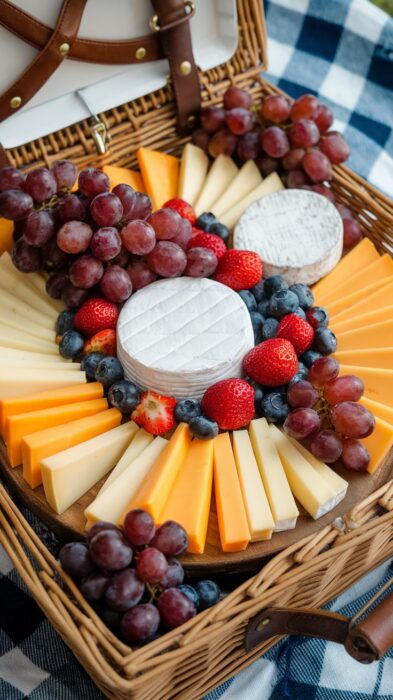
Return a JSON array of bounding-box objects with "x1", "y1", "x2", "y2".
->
[{"x1": 1, "y1": 0, "x2": 393, "y2": 698}]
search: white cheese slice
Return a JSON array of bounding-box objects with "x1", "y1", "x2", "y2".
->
[
  {"x1": 41, "y1": 422, "x2": 136, "y2": 514},
  {"x1": 0, "y1": 265, "x2": 57, "y2": 319},
  {"x1": 178, "y1": 143, "x2": 209, "y2": 206},
  {"x1": 286, "y1": 436, "x2": 348, "y2": 502},
  {"x1": 220, "y1": 171, "x2": 284, "y2": 229},
  {"x1": 269, "y1": 424, "x2": 341, "y2": 519},
  {"x1": 234, "y1": 189, "x2": 343, "y2": 285},
  {"x1": 96, "y1": 427, "x2": 153, "y2": 495},
  {"x1": 84, "y1": 436, "x2": 168, "y2": 525},
  {"x1": 0, "y1": 252, "x2": 65, "y2": 314},
  {"x1": 117, "y1": 277, "x2": 254, "y2": 399},
  {"x1": 0, "y1": 368, "x2": 86, "y2": 398},
  {"x1": 211, "y1": 160, "x2": 262, "y2": 218},
  {"x1": 0, "y1": 326, "x2": 58, "y2": 354},
  {"x1": 0, "y1": 309, "x2": 54, "y2": 342},
  {"x1": 7, "y1": 360, "x2": 80, "y2": 372},
  {"x1": 232, "y1": 430, "x2": 275, "y2": 541},
  {"x1": 249, "y1": 418, "x2": 299, "y2": 531},
  {"x1": 0, "y1": 288, "x2": 54, "y2": 329},
  {"x1": 0, "y1": 347, "x2": 70, "y2": 363},
  {"x1": 194, "y1": 155, "x2": 238, "y2": 216}
]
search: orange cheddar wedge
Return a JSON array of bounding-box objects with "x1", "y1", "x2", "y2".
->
[
  {"x1": 6, "y1": 398, "x2": 108, "y2": 467},
  {"x1": 332, "y1": 306, "x2": 393, "y2": 335},
  {"x1": 327, "y1": 278, "x2": 388, "y2": 319},
  {"x1": 22, "y1": 408, "x2": 121, "y2": 488},
  {"x1": 159, "y1": 438, "x2": 214, "y2": 554},
  {"x1": 137, "y1": 147, "x2": 179, "y2": 210},
  {"x1": 213, "y1": 432, "x2": 250, "y2": 552},
  {"x1": 360, "y1": 397, "x2": 393, "y2": 426},
  {"x1": 337, "y1": 320, "x2": 393, "y2": 352},
  {"x1": 317, "y1": 254, "x2": 393, "y2": 305},
  {"x1": 362, "y1": 416, "x2": 393, "y2": 474},
  {"x1": 120, "y1": 422, "x2": 192, "y2": 523},
  {"x1": 331, "y1": 278, "x2": 393, "y2": 323},
  {"x1": 0, "y1": 382, "x2": 103, "y2": 436},
  {"x1": 312, "y1": 238, "x2": 379, "y2": 300},
  {"x1": 0, "y1": 219, "x2": 14, "y2": 255},
  {"x1": 339, "y1": 364, "x2": 393, "y2": 408},
  {"x1": 102, "y1": 165, "x2": 145, "y2": 193},
  {"x1": 333, "y1": 348, "x2": 393, "y2": 371}
]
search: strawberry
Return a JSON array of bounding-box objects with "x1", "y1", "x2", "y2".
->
[
  {"x1": 74, "y1": 298, "x2": 119, "y2": 338},
  {"x1": 163, "y1": 198, "x2": 196, "y2": 224},
  {"x1": 131, "y1": 390, "x2": 177, "y2": 435},
  {"x1": 277, "y1": 314, "x2": 314, "y2": 355},
  {"x1": 83, "y1": 329, "x2": 116, "y2": 357},
  {"x1": 213, "y1": 250, "x2": 262, "y2": 290},
  {"x1": 187, "y1": 232, "x2": 227, "y2": 260},
  {"x1": 243, "y1": 338, "x2": 298, "y2": 387},
  {"x1": 201, "y1": 378, "x2": 255, "y2": 430}
]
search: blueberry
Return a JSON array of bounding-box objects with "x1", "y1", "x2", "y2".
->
[
  {"x1": 177, "y1": 584, "x2": 200, "y2": 609},
  {"x1": 251, "y1": 278, "x2": 265, "y2": 302},
  {"x1": 250, "y1": 311, "x2": 264, "y2": 345},
  {"x1": 313, "y1": 327, "x2": 337, "y2": 355},
  {"x1": 269, "y1": 289, "x2": 299, "y2": 318},
  {"x1": 238, "y1": 290, "x2": 257, "y2": 312},
  {"x1": 108, "y1": 380, "x2": 141, "y2": 413},
  {"x1": 306, "y1": 306, "x2": 330, "y2": 328},
  {"x1": 289, "y1": 283, "x2": 314, "y2": 310},
  {"x1": 189, "y1": 415, "x2": 219, "y2": 439},
  {"x1": 55, "y1": 310, "x2": 75, "y2": 336},
  {"x1": 264, "y1": 275, "x2": 288, "y2": 299},
  {"x1": 301, "y1": 349, "x2": 322, "y2": 368},
  {"x1": 209, "y1": 222, "x2": 229, "y2": 242},
  {"x1": 195, "y1": 212, "x2": 217, "y2": 232},
  {"x1": 260, "y1": 392, "x2": 289, "y2": 423},
  {"x1": 195, "y1": 580, "x2": 221, "y2": 610},
  {"x1": 247, "y1": 378, "x2": 264, "y2": 413},
  {"x1": 257, "y1": 299, "x2": 270, "y2": 317},
  {"x1": 288, "y1": 363, "x2": 308, "y2": 387},
  {"x1": 95, "y1": 356, "x2": 124, "y2": 390},
  {"x1": 81, "y1": 352, "x2": 105, "y2": 381},
  {"x1": 262, "y1": 318, "x2": 279, "y2": 340},
  {"x1": 174, "y1": 399, "x2": 201, "y2": 423},
  {"x1": 59, "y1": 329, "x2": 84, "y2": 359},
  {"x1": 293, "y1": 307, "x2": 306, "y2": 320}
]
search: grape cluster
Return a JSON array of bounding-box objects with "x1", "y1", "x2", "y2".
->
[
  {"x1": 59, "y1": 510, "x2": 221, "y2": 644},
  {"x1": 0, "y1": 162, "x2": 220, "y2": 309},
  {"x1": 284, "y1": 356, "x2": 374, "y2": 471},
  {"x1": 193, "y1": 88, "x2": 361, "y2": 250}
]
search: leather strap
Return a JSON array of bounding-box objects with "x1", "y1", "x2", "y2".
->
[
  {"x1": 150, "y1": 0, "x2": 201, "y2": 132},
  {"x1": 0, "y1": 0, "x2": 87, "y2": 123},
  {"x1": 0, "y1": 0, "x2": 164, "y2": 64}
]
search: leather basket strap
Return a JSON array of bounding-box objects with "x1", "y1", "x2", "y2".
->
[
  {"x1": 150, "y1": 0, "x2": 201, "y2": 132},
  {"x1": 0, "y1": 0, "x2": 87, "y2": 123},
  {"x1": 0, "y1": 0, "x2": 164, "y2": 65}
]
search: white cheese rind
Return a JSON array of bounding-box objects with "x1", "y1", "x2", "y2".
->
[
  {"x1": 117, "y1": 277, "x2": 255, "y2": 399},
  {"x1": 234, "y1": 189, "x2": 343, "y2": 286}
]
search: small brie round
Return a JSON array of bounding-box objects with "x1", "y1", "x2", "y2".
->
[
  {"x1": 117, "y1": 277, "x2": 255, "y2": 399},
  {"x1": 234, "y1": 189, "x2": 343, "y2": 285}
]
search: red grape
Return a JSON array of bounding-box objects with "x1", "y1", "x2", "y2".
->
[
  {"x1": 91, "y1": 227, "x2": 122, "y2": 261},
  {"x1": 324, "y1": 375, "x2": 364, "y2": 405},
  {"x1": 343, "y1": 218, "x2": 363, "y2": 249},
  {"x1": 308, "y1": 357, "x2": 339, "y2": 388},
  {"x1": 46, "y1": 271, "x2": 69, "y2": 299},
  {"x1": 57, "y1": 220, "x2": 93, "y2": 254},
  {"x1": 126, "y1": 259, "x2": 157, "y2": 290},
  {"x1": 0, "y1": 189, "x2": 33, "y2": 219},
  {"x1": 80, "y1": 572, "x2": 111, "y2": 601},
  {"x1": 11, "y1": 237, "x2": 41, "y2": 272},
  {"x1": 90, "y1": 192, "x2": 123, "y2": 227},
  {"x1": 111, "y1": 246, "x2": 130, "y2": 268},
  {"x1": 185, "y1": 247, "x2": 218, "y2": 277},
  {"x1": 287, "y1": 380, "x2": 318, "y2": 408},
  {"x1": 290, "y1": 94, "x2": 320, "y2": 122},
  {"x1": 58, "y1": 193, "x2": 86, "y2": 222},
  {"x1": 105, "y1": 569, "x2": 144, "y2": 612},
  {"x1": 59, "y1": 542, "x2": 94, "y2": 578},
  {"x1": 282, "y1": 148, "x2": 306, "y2": 171},
  {"x1": 237, "y1": 131, "x2": 261, "y2": 161},
  {"x1": 129, "y1": 191, "x2": 153, "y2": 221},
  {"x1": 24, "y1": 210, "x2": 54, "y2": 247},
  {"x1": 120, "y1": 220, "x2": 156, "y2": 255},
  {"x1": 208, "y1": 129, "x2": 237, "y2": 157},
  {"x1": 225, "y1": 108, "x2": 255, "y2": 135},
  {"x1": 136, "y1": 547, "x2": 168, "y2": 583},
  {"x1": 89, "y1": 529, "x2": 133, "y2": 571},
  {"x1": 112, "y1": 184, "x2": 136, "y2": 220},
  {"x1": 312, "y1": 104, "x2": 334, "y2": 133},
  {"x1": 24, "y1": 167, "x2": 57, "y2": 203},
  {"x1": 151, "y1": 520, "x2": 188, "y2": 556},
  {"x1": 157, "y1": 588, "x2": 196, "y2": 630},
  {"x1": 336, "y1": 203, "x2": 353, "y2": 220},
  {"x1": 288, "y1": 119, "x2": 320, "y2": 148},
  {"x1": 99, "y1": 265, "x2": 133, "y2": 303},
  {"x1": 123, "y1": 509, "x2": 155, "y2": 546},
  {"x1": 283, "y1": 407, "x2": 321, "y2": 439},
  {"x1": 331, "y1": 402, "x2": 375, "y2": 438},
  {"x1": 341, "y1": 438, "x2": 370, "y2": 472},
  {"x1": 260, "y1": 126, "x2": 290, "y2": 158},
  {"x1": 310, "y1": 430, "x2": 343, "y2": 463},
  {"x1": 78, "y1": 168, "x2": 110, "y2": 198},
  {"x1": 0, "y1": 166, "x2": 25, "y2": 191},
  {"x1": 69, "y1": 255, "x2": 104, "y2": 288},
  {"x1": 257, "y1": 155, "x2": 279, "y2": 176},
  {"x1": 87, "y1": 522, "x2": 121, "y2": 541},
  {"x1": 147, "y1": 241, "x2": 187, "y2": 277},
  {"x1": 311, "y1": 184, "x2": 335, "y2": 203},
  {"x1": 286, "y1": 170, "x2": 310, "y2": 188},
  {"x1": 121, "y1": 603, "x2": 160, "y2": 643},
  {"x1": 191, "y1": 128, "x2": 210, "y2": 153},
  {"x1": 302, "y1": 149, "x2": 332, "y2": 182},
  {"x1": 200, "y1": 106, "x2": 226, "y2": 132},
  {"x1": 171, "y1": 217, "x2": 193, "y2": 249},
  {"x1": 261, "y1": 95, "x2": 290, "y2": 124},
  {"x1": 159, "y1": 558, "x2": 184, "y2": 589},
  {"x1": 62, "y1": 283, "x2": 90, "y2": 308},
  {"x1": 42, "y1": 238, "x2": 69, "y2": 271},
  {"x1": 51, "y1": 160, "x2": 77, "y2": 192},
  {"x1": 320, "y1": 133, "x2": 350, "y2": 164},
  {"x1": 223, "y1": 86, "x2": 252, "y2": 110},
  {"x1": 148, "y1": 208, "x2": 181, "y2": 240}
]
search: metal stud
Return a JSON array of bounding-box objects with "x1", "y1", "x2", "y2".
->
[
  {"x1": 179, "y1": 60, "x2": 192, "y2": 75},
  {"x1": 256, "y1": 618, "x2": 271, "y2": 631},
  {"x1": 10, "y1": 96, "x2": 22, "y2": 109},
  {"x1": 136, "y1": 47, "x2": 146, "y2": 60},
  {"x1": 187, "y1": 115, "x2": 197, "y2": 128},
  {"x1": 59, "y1": 42, "x2": 70, "y2": 56}
]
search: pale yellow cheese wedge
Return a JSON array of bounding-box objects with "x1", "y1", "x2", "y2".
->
[
  {"x1": 0, "y1": 368, "x2": 86, "y2": 398},
  {"x1": 0, "y1": 251, "x2": 64, "y2": 314},
  {"x1": 222, "y1": 172, "x2": 284, "y2": 230},
  {"x1": 0, "y1": 309, "x2": 54, "y2": 342},
  {"x1": 178, "y1": 143, "x2": 208, "y2": 205},
  {"x1": 96, "y1": 427, "x2": 152, "y2": 496},
  {"x1": 286, "y1": 436, "x2": 348, "y2": 502},
  {"x1": 194, "y1": 155, "x2": 238, "y2": 216},
  {"x1": 0, "y1": 265, "x2": 57, "y2": 319},
  {"x1": 0, "y1": 287, "x2": 54, "y2": 329},
  {"x1": 0, "y1": 326, "x2": 58, "y2": 354},
  {"x1": 211, "y1": 160, "x2": 262, "y2": 218}
]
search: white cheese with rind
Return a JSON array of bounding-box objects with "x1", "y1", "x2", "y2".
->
[
  {"x1": 220, "y1": 172, "x2": 284, "y2": 229},
  {"x1": 211, "y1": 160, "x2": 262, "y2": 218},
  {"x1": 194, "y1": 155, "x2": 238, "y2": 216},
  {"x1": 178, "y1": 143, "x2": 209, "y2": 205},
  {"x1": 117, "y1": 277, "x2": 254, "y2": 399},
  {"x1": 234, "y1": 189, "x2": 343, "y2": 285}
]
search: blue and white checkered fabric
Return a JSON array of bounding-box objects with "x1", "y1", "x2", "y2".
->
[{"x1": 1, "y1": 0, "x2": 392, "y2": 698}]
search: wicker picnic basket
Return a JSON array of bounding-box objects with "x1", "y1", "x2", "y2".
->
[{"x1": 1, "y1": 1, "x2": 393, "y2": 698}]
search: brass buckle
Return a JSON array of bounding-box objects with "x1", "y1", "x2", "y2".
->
[
  {"x1": 89, "y1": 118, "x2": 107, "y2": 155},
  {"x1": 149, "y1": 1, "x2": 195, "y2": 32}
]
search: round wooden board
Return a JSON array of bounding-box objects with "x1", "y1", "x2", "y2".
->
[{"x1": 1, "y1": 438, "x2": 392, "y2": 574}]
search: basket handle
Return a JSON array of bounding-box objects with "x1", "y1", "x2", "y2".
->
[{"x1": 245, "y1": 584, "x2": 393, "y2": 663}]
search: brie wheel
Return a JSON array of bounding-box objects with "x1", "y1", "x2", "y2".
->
[{"x1": 117, "y1": 277, "x2": 255, "y2": 399}]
